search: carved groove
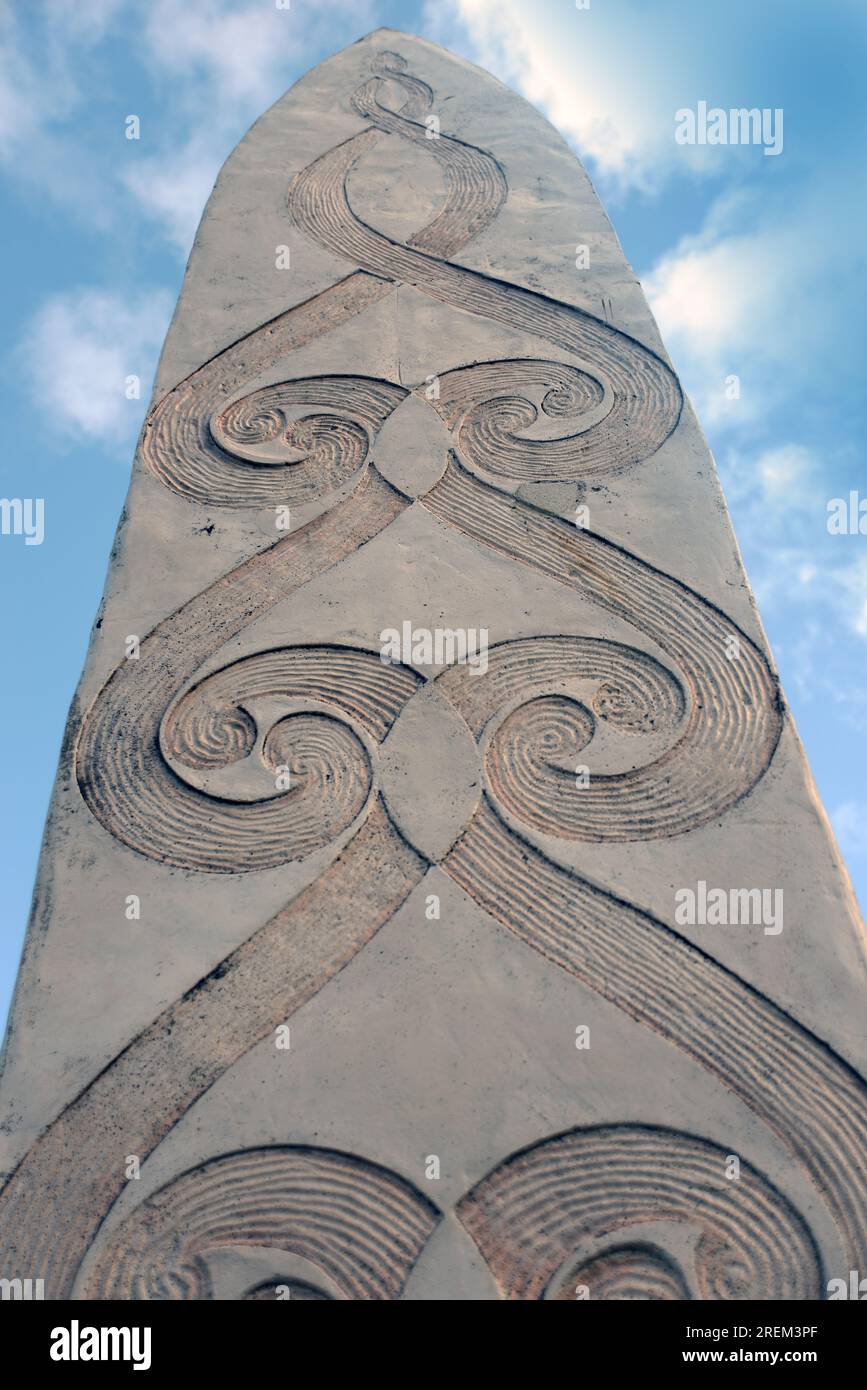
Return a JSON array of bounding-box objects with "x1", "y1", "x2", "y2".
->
[
  {"x1": 457, "y1": 1126, "x2": 823, "y2": 1300},
  {"x1": 290, "y1": 53, "x2": 681, "y2": 484},
  {"x1": 143, "y1": 295, "x2": 400, "y2": 506},
  {"x1": 3, "y1": 45, "x2": 864, "y2": 1303},
  {"x1": 427, "y1": 461, "x2": 782, "y2": 838},
  {"x1": 436, "y1": 636, "x2": 687, "y2": 840},
  {"x1": 444, "y1": 799, "x2": 867, "y2": 1270},
  {"x1": 350, "y1": 51, "x2": 508, "y2": 257},
  {"x1": 0, "y1": 802, "x2": 426, "y2": 1297},
  {"x1": 427, "y1": 359, "x2": 622, "y2": 482},
  {"x1": 76, "y1": 476, "x2": 414, "y2": 872},
  {"x1": 84, "y1": 1146, "x2": 440, "y2": 1301},
  {"x1": 554, "y1": 1246, "x2": 692, "y2": 1301}
]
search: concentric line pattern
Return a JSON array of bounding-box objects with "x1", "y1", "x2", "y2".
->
[
  {"x1": 0, "y1": 49, "x2": 522, "y2": 1300},
  {"x1": 289, "y1": 56, "x2": 682, "y2": 482},
  {"x1": 435, "y1": 637, "x2": 686, "y2": 739},
  {"x1": 5, "y1": 43, "x2": 863, "y2": 1303},
  {"x1": 0, "y1": 800, "x2": 426, "y2": 1298},
  {"x1": 436, "y1": 636, "x2": 686, "y2": 840},
  {"x1": 83, "y1": 1147, "x2": 440, "y2": 1301},
  {"x1": 551, "y1": 1246, "x2": 691, "y2": 1301},
  {"x1": 76, "y1": 473, "x2": 415, "y2": 872},
  {"x1": 164, "y1": 644, "x2": 417, "y2": 759},
  {"x1": 444, "y1": 799, "x2": 867, "y2": 1272},
  {"x1": 209, "y1": 378, "x2": 376, "y2": 501},
  {"x1": 426, "y1": 459, "x2": 782, "y2": 839},
  {"x1": 426, "y1": 359, "x2": 621, "y2": 482},
  {"x1": 457, "y1": 1126, "x2": 823, "y2": 1301},
  {"x1": 350, "y1": 51, "x2": 508, "y2": 257},
  {"x1": 142, "y1": 284, "x2": 400, "y2": 506}
]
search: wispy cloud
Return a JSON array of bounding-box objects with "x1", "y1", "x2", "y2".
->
[
  {"x1": 122, "y1": 131, "x2": 225, "y2": 256},
  {"x1": 140, "y1": 0, "x2": 301, "y2": 107},
  {"x1": 123, "y1": 0, "x2": 375, "y2": 254},
  {"x1": 423, "y1": 0, "x2": 679, "y2": 192},
  {"x1": 0, "y1": 0, "x2": 375, "y2": 252},
  {"x1": 643, "y1": 179, "x2": 867, "y2": 432},
  {"x1": 832, "y1": 802, "x2": 867, "y2": 859},
  {"x1": 19, "y1": 287, "x2": 172, "y2": 442},
  {"x1": 422, "y1": 0, "x2": 803, "y2": 195}
]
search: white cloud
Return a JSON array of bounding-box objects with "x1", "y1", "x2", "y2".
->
[
  {"x1": 0, "y1": 0, "x2": 124, "y2": 149},
  {"x1": 422, "y1": 0, "x2": 773, "y2": 194},
  {"x1": 0, "y1": 25, "x2": 75, "y2": 149},
  {"x1": 730, "y1": 532, "x2": 867, "y2": 663},
  {"x1": 122, "y1": 132, "x2": 224, "y2": 255},
  {"x1": 718, "y1": 443, "x2": 823, "y2": 546},
  {"x1": 0, "y1": 0, "x2": 375, "y2": 252},
  {"x1": 644, "y1": 211, "x2": 799, "y2": 425},
  {"x1": 20, "y1": 288, "x2": 173, "y2": 442},
  {"x1": 757, "y1": 445, "x2": 815, "y2": 502},
  {"x1": 832, "y1": 802, "x2": 867, "y2": 858},
  {"x1": 141, "y1": 0, "x2": 298, "y2": 108},
  {"x1": 122, "y1": 0, "x2": 375, "y2": 254},
  {"x1": 423, "y1": 0, "x2": 671, "y2": 190},
  {"x1": 643, "y1": 170, "x2": 867, "y2": 435},
  {"x1": 0, "y1": 1, "x2": 127, "y2": 226}
]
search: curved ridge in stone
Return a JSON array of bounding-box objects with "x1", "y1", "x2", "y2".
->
[
  {"x1": 0, "y1": 801, "x2": 427, "y2": 1299},
  {"x1": 444, "y1": 800, "x2": 867, "y2": 1273},
  {"x1": 457, "y1": 1125, "x2": 823, "y2": 1301},
  {"x1": 83, "y1": 1145, "x2": 441, "y2": 1301},
  {"x1": 428, "y1": 470, "x2": 783, "y2": 840}
]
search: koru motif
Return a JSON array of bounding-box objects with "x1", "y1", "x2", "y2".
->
[{"x1": 2, "y1": 51, "x2": 865, "y2": 1300}]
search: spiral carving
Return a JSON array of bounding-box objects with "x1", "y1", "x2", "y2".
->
[
  {"x1": 425, "y1": 359, "x2": 620, "y2": 483},
  {"x1": 290, "y1": 66, "x2": 682, "y2": 482},
  {"x1": 551, "y1": 1246, "x2": 692, "y2": 1301},
  {"x1": 487, "y1": 694, "x2": 597, "y2": 829},
  {"x1": 443, "y1": 796, "x2": 867, "y2": 1278},
  {"x1": 144, "y1": 326, "x2": 406, "y2": 506},
  {"x1": 209, "y1": 384, "x2": 371, "y2": 499},
  {"x1": 457, "y1": 1126, "x2": 823, "y2": 1301},
  {"x1": 2, "y1": 43, "x2": 864, "y2": 1303},
  {"x1": 428, "y1": 466, "x2": 782, "y2": 838},
  {"x1": 83, "y1": 1147, "x2": 440, "y2": 1301}
]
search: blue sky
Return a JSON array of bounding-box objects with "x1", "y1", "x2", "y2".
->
[{"x1": 1, "y1": 0, "x2": 865, "y2": 1031}]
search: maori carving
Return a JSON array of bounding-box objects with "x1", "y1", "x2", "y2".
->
[
  {"x1": 143, "y1": 299, "x2": 402, "y2": 505},
  {"x1": 0, "y1": 800, "x2": 426, "y2": 1298},
  {"x1": 83, "y1": 1147, "x2": 440, "y2": 1301},
  {"x1": 289, "y1": 58, "x2": 682, "y2": 482},
  {"x1": 426, "y1": 470, "x2": 783, "y2": 839},
  {"x1": 548, "y1": 1247, "x2": 692, "y2": 1302},
  {"x1": 2, "y1": 44, "x2": 865, "y2": 1301},
  {"x1": 457, "y1": 1126, "x2": 823, "y2": 1300},
  {"x1": 81, "y1": 639, "x2": 420, "y2": 870},
  {"x1": 429, "y1": 359, "x2": 635, "y2": 483}
]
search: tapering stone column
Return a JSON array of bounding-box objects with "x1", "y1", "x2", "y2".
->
[{"x1": 1, "y1": 29, "x2": 864, "y2": 1302}]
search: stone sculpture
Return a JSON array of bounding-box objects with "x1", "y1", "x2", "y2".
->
[{"x1": 1, "y1": 30, "x2": 864, "y2": 1301}]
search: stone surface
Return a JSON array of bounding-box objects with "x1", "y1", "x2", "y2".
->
[{"x1": 1, "y1": 28, "x2": 865, "y2": 1302}]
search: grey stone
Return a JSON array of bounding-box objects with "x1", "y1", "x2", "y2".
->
[{"x1": 0, "y1": 29, "x2": 865, "y2": 1302}]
